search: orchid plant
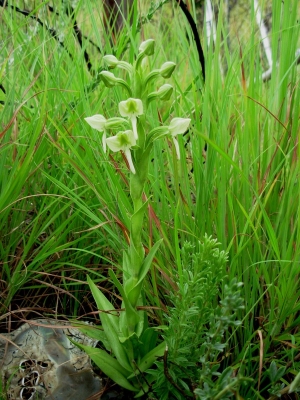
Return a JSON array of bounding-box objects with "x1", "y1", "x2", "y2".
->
[{"x1": 75, "y1": 39, "x2": 191, "y2": 396}]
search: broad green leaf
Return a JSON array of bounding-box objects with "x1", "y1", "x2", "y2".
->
[
  {"x1": 129, "y1": 239, "x2": 163, "y2": 296},
  {"x1": 139, "y1": 328, "x2": 158, "y2": 358},
  {"x1": 128, "y1": 340, "x2": 166, "y2": 379},
  {"x1": 87, "y1": 276, "x2": 132, "y2": 372},
  {"x1": 122, "y1": 250, "x2": 131, "y2": 280},
  {"x1": 109, "y1": 269, "x2": 140, "y2": 336},
  {"x1": 269, "y1": 361, "x2": 277, "y2": 383},
  {"x1": 289, "y1": 371, "x2": 300, "y2": 393},
  {"x1": 87, "y1": 276, "x2": 119, "y2": 332},
  {"x1": 71, "y1": 321, "x2": 111, "y2": 350},
  {"x1": 72, "y1": 341, "x2": 138, "y2": 392},
  {"x1": 130, "y1": 199, "x2": 149, "y2": 248}
]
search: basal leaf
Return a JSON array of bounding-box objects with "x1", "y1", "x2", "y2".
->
[{"x1": 72, "y1": 341, "x2": 138, "y2": 392}]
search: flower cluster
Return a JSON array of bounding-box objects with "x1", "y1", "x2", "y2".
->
[{"x1": 85, "y1": 39, "x2": 191, "y2": 174}]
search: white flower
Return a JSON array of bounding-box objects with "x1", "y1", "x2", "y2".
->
[
  {"x1": 119, "y1": 98, "x2": 143, "y2": 141},
  {"x1": 85, "y1": 115, "x2": 128, "y2": 153},
  {"x1": 85, "y1": 114, "x2": 108, "y2": 152},
  {"x1": 168, "y1": 118, "x2": 191, "y2": 159},
  {"x1": 106, "y1": 130, "x2": 136, "y2": 174}
]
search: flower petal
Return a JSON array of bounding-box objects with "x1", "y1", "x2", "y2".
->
[{"x1": 106, "y1": 135, "x2": 122, "y2": 152}]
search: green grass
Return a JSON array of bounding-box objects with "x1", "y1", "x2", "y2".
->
[{"x1": 0, "y1": 0, "x2": 299, "y2": 398}]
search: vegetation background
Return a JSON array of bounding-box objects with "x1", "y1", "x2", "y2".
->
[{"x1": 0, "y1": 0, "x2": 299, "y2": 398}]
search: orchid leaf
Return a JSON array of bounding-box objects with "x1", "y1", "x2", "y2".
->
[
  {"x1": 71, "y1": 341, "x2": 138, "y2": 392},
  {"x1": 87, "y1": 276, "x2": 132, "y2": 372},
  {"x1": 128, "y1": 340, "x2": 166, "y2": 379},
  {"x1": 87, "y1": 276, "x2": 119, "y2": 331},
  {"x1": 130, "y1": 199, "x2": 150, "y2": 248},
  {"x1": 128, "y1": 239, "x2": 163, "y2": 298},
  {"x1": 139, "y1": 327, "x2": 158, "y2": 358},
  {"x1": 109, "y1": 269, "x2": 140, "y2": 335},
  {"x1": 71, "y1": 321, "x2": 111, "y2": 350}
]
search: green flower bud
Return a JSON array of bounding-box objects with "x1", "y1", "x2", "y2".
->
[
  {"x1": 160, "y1": 62, "x2": 176, "y2": 78},
  {"x1": 147, "y1": 84, "x2": 173, "y2": 103},
  {"x1": 103, "y1": 55, "x2": 133, "y2": 73},
  {"x1": 103, "y1": 55, "x2": 119, "y2": 68},
  {"x1": 139, "y1": 39, "x2": 155, "y2": 56},
  {"x1": 100, "y1": 71, "x2": 119, "y2": 87},
  {"x1": 105, "y1": 117, "x2": 129, "y2": 129},
  {"x1": 100, "y1": 71, "x2": 132, "y2": 95},
  {"x1": 157, "y1": 84, "x2": 173, "y2": 100}
]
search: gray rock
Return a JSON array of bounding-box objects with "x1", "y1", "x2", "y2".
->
[{"x1": 0, "y1": 319, "x2": 102, "y2": 400}]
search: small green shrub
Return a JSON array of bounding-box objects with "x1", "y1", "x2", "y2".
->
[{"x1": 149, "y1": 235, "x2": 247, "y2": 399}]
